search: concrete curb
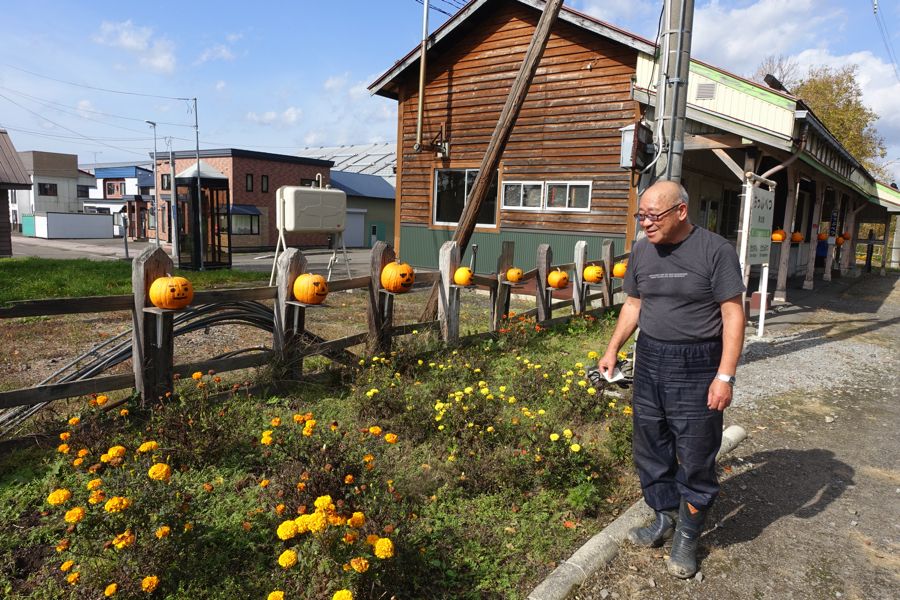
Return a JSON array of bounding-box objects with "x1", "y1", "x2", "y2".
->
[{"x1": 527, "y1": 424, "x2": 748, "y2": 600}]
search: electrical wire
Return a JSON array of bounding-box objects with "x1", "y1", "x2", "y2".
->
[
  {"x1": 1, "y1": 63, "x2": 191, "y2": 101},
  {"x1": 413, "y1": 0, "x2": 454, "y2": 18},
  {"x1": 872, "y1": 1, "x2": 900, "y2": 84}
]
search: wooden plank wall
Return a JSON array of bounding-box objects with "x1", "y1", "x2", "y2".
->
[{"x1": 397, "y1": 0, "x2": 638, "y2": 235}]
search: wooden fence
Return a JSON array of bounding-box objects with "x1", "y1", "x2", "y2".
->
[{"x1": 0, "y1": 240, "x2": 628, "y2": 411}]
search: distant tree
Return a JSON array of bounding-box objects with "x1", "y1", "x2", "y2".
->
[
  {"x1": 794, "y1": 65, "x2": 889, "y2": 180},
  {"x1": 751, "y1": 54, "x2": 800, "y2": 92}
]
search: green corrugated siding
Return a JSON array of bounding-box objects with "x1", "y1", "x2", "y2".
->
[{"x1": 399, "y1": 224, "x2": 625, "y2": 273}]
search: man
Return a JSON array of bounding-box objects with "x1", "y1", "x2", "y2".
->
[{"x1": 598, "y1": 180, "x2": 745, "y2": 578}]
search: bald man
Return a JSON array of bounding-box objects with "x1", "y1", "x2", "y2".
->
[{"x1": 598, "y1": 180, "x2": 745, "y2": 578}]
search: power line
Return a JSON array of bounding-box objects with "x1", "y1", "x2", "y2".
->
[
  {"x1": 1, "y1": 63, "x2": 191, "y2": 101},
  {"x1": 872, "y1": 1, "x2": 900, "y2": 84},
  {"x1": 413, "y1": 0, "x2": 453, "y2": 18}
]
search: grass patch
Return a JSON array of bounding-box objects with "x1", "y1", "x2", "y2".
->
[
  {"x1": 0, "y1": 257, "x2": 268, "y2": 304},
  {"x1": 0, "y1": 311, "x2": 636, "y2": 599}
]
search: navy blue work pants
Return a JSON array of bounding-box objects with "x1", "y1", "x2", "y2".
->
[{"x1": 632, "y1": 333, "x2": 724, "y2": 511}]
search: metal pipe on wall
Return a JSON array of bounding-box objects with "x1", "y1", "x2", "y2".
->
[{"x1": 414, "y1": 0, "x2": 429, "y2": 152}]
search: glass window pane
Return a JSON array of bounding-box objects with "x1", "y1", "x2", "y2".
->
[
  {"x1": 546, "y1": 184, "x2": 567, "y2": 208},
  {"x1": 523, "y1": 184, "x2": 542, "y2": 208},
  {"x1": 435, "y1": 170, "x2": 466, "y2": 223},
  {"x1": 477, "y1": 172, "x2": 498, "y2": 225},
  {"x1": 503, "y1": 183, "x2": 522, "y2": 207},
  {"x1": 569, "y1": 185, "x2": 589, "y2": 209}
]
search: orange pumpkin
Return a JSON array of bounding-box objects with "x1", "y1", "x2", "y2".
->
[
  {"x1": 583, "y1": 265, "x2": 604, "y2": 283},
  {"x1": 817, "y1": 232, "x2": 828, "y2": 241},
  {"x1": 505, "y1": 267, "x2": 524, "y2": 283},
  {"x1": 835, "y1": 236, "x2": 845, "y2": 247},
  {"x1": 453, "y1": 266, "x2": 474, "y2": 286},
  {"x1": 293, "y1": 273, "x2": 329, "y2": 305},
  {"x1": 547, "y1": 269, "x2": 569, "y2": 289},
  {"x1": 612, "y1": 261, "x2": 628, "y2": 278},
  {"x1": 771, "y1": 229, "x2": 786, "y2": 242},
  {"x1": 381, "y1": 260, "x2": 415, "y2": 293},
  {"x1": 149, "y1": 275, "x2": 194, "y2": 310},
  {"x1": 791, "y1": 232, "x2": 804, "y2": 243},
  {"x1": 841, "y1": 231, "x2": 851, "y2": 240}
]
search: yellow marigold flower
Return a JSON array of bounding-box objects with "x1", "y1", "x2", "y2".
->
[
  {"x1": 66, "y1": 571, "x2": 80, "y2": 585},
  {"x1": 89, "y1": 489, "x2": 106, "y2": 504},
  {"x1": 137, "y1": 441, "x2": 158, "y2": 453},
  {"x1": 55, "y1": 538, "x2": 70, "y2": 552},
  {"x1": 191, "y1": 371, "x2": 203, "y2": 380},
  {"x1": 155, "y1": 525, "x2": 171, "y2": 539},
  {"x1": 112, "y1": 529, "x2": 135, "y2": 550},
  {"x1": 292, "y1": 413, "x2": 305, "y2": 423},
  {"x1": 486, "y1": 426, "x2": 495, "y2": 433},
  {"x1": 100, "y1": 453, "x2": 112, "y2": 463},
  {"x1": 96, "y1": 395, "x2": 109, "y2": 406},
  {"x1": 366, "y1": 534, "x2": 380, "y2": 546},
  {"x1": 344, "y1": 474, "x2": 354, "y2": 484},
  {"x1": 87, "y1": 478, "x2": 102, "y2": 491},
  {"x1": 276, "y1": 520, "x2": 298, "y2": 540},
  {"x1": 294, "y1": 514, "x2": 311, "y2": 534},
  {"x1": 64, "y1": 507, "x2": 85, "y2": 524},
  {"x1": 57, "y1": 443, "x2": 70, "y2": 454},
  {"x1": 277, "y1": 549, "x2": 298, "y2": 569},
  {"x1": 68, "y1": 417, "x2": 80, "y2": 426},
  {"x1": 47, "y1": 488, "x2": 72, "y2": 506},
  {"x1": 313, "y1": 495, "x2": 333, "y2": 511},
  {"x1": 60, "y1": 560, "x2": 75, "y2": 572},
  {"x1": 348, "y1": 511, "x2": 365, "y2": 528},
  {"x1": 141, "y1": 575, "x2": 159, "y2": 593},
  {"x1": 368, "y1": 425, "x2": 382, "y2": 436},
  {"x1": 72, "y1": 457, "x2": 84, "y2": 467},
  {"x1": 119, "y1": 409, "x2": 129, "y2": 417},
  {"x1": 260, "y1": 435, "x2": 273, "y2": 446},
  {"x1": 570, "y1": 443, "x2": 582, "y2": 453},
  {"x1": 59, "y1": 432, "x2": 71, "y2": 441},
  {"x1": 270, "y1": 417, "x2": 281, "y2": 427},
  {"x1": 259, "y1": 479, "x2": 270, "y2": 488},
  {"x1": 563, "y1": 429, "x2": 573, "y2": 439},
  {"x1": 333, "y1": 590, "x2": 354, "y2": 600},
  {"x1": 384, "y1": 433, "x2": 398, "y2": 444},
  {"x1": 302, "y1": 419, "x2": 316, "y2": 436},
  {"x1": 549, "y1": 433, "x2": 560, "y2": 442},
  {"x1": 77, "y1": 448, "x2": 89, "y2": 457},
  {"x1": 104, "y1": 496, "x2": 130, "y2": 513},
  {"x1": 350, "y1": 556, "x2": 369, "y2": 573},
  {"x1": 588, "y1": 351, "x2": 599, "y2": 359},
  {"x1": 148, "y1": 463, "x2": 172, "y2": 482},
  {"x1": 268, "y1": 592, "x2": 285, "y2": 600},
  {"x1": 107, "y1": 445, "x2": 126, "y2": 458},
  {"x1": 374, "y1": 537, "x2": 395, "y2": 559},
  {"x1": 363, "y1": 453, "x2": 374, "y2": 463},
  {"x1": 307, "y1": 510, "x2": 328, "y2": 533},
  {"x1": 623, "y1": 406, "x2": 633, "y2": 416},
  {"x1": 104, "y1": 583, "x2": 118, "y2": 596}
]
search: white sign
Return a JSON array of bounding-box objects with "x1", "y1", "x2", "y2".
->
[{"x1": 746, "y1": 185, "x2": 775, "y2": 265}]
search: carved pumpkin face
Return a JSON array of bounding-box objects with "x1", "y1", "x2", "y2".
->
[
  {"x1": 612, "y1": 261, "x2": 628, "y2": 279},
  {"x1": 381, "y1": 261, "x2": 415, "y2": 293},
  {"x1": 791, "y1": 232, "x2": 804, "y2": 243},
  {"x1": 547, "y1": 269, "x2": 569, "y2": 289},
  {"x1": 506, "y1": 267, "x2": 523, "y2": 283},
  {"x1": 583, "y1": 265, "x2": 604, "y2": 283},
  {"x1": 293, "y1": 273, "x2": 329, "y2": 305},
  {"x1": 453, "y1": 266, "x2": 474, "y2": 286},
  {"x1": 149, "y1": 275, "x2": 194, "y2": 310}
]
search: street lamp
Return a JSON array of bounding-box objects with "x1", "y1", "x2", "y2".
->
[{"x1": 145, "y1": 120, "x2": 160, "y2": 246}]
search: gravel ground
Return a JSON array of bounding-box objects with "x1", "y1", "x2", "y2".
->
[{"x1": 574, "y1": 272, "x2": 900, "y2": 600}]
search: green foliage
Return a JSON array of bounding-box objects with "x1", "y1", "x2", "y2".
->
[{"x1": 605, "y1": 415, "x2": 634, "y2": 462}]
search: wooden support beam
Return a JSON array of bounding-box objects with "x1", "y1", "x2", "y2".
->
[
  {"x1": 802, "y1": 185, "x2": 825, "y2": 290},
  {"x1": 367, "y1": 242, "x2": 395, "y2": 355},
  {"x1": 536, "y1": 244, "x2": 552, "y2": 323},
  {"x1": 711, "y1": 148, "x2": 745, "y2": 181},
  {"x1": 684, "y1": 133, "x2": 752, "y2": 151},
  {"x1": 572, "y1": 240, "x2": 587, "y2": 314},
  {"x1": 491, "y1": 241, "x2": 515, "y2": 331},
  {"x1": 438, "y1": 241, "x2": 460, "y2": 343},
  {"x1": 274, "y1": 248, "x2": 306, "y2": 376}
]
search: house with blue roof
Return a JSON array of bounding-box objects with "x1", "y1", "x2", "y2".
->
[
  {"x1": 329, "y1": 170, "x2": 395, "y2": 248},
  {"x1": 84, "y1": 165, "x2": 155, "y2": 237}
]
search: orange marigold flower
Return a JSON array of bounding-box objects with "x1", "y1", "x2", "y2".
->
[
  {"x1": 68, "y1": 417, "x2": 80, "y2": 426},
  {"x1": 64, "y1": 507, "x2": 86, "y2": 524},
  {"x1": 77, "y1": 448, "x2": 89, "y2": 457},
  {"x1": 137, "y1": 441, "x2": 158, "y2": 453},
  {"x1": 141, "y1": 575, "x2": 159, "y2": 593},
  {"x1": 368, "y1": 425, "x2": 382, "y2": 436},
  {"x1": 366, "y1": 534, "x2": 380, "y2": 546},
  {"x1": 384, "y1": 433, "x2": 398, "y2": 444},
  {"x1": 363, "y1": 453, "x2": 375, "y2": 463},
  {"x1": 350, "y1": 557, "x2": 369, "y2": 573},
  {"x1": 55, "y1": 538, "x2": 70, "y2": 552},
  {"x1": 374, "y1": 537, "x2": 395, "y2": 559},
  {"x1": 107, "y1": 445, "x2": 126, "y2": 458},
  {"x1": 87, "y1": 478, "x2": 102, "y2": 491},
  {"x1": 66, "y1": 571, "x2": 80, "y2": 585},
  {"x1": 275, "y1": 503, "x2": 286, "y2": 515},
  {"x1": 270, "y1": 417, "x2": 281, "y2": 427},
  {"x1": 104, "y1": 583, "x2": 118, "y2": 596},
  {"x1": 344, "y1": 474, "x2": 354, "y2": 484},
  {"x1": 72, "y1": 457, "x2": 84, "y2": 467},
  {"x1": 89, "y1": 489, "x2": 106, "y2": 504},
  {"x1": 296, "y1": 481, "x2": 306, "y2": 492},
  {"x1": 57, "y1": 443, "x2": 70, "y2": 454},
  {"x1": 259, "y1": 479, "x2": 270, "y2": 488},
  {"x1": 47, "y1": 488, "x2": 72, "y2": 506},
  {"x1": 119, "y1": 409, "x2": 129, "y2": 417},
  {"x1": 96, "y1": 395, "x2": 109, "y2": 406},
  {"x1": 60, "y1": 560, "x2": 75, "y2": 572},
  {"x1": 348, "y1": 511, "x2": 365, "y2": 528},
  {"x1": 191, "y1": 371, "x2": 203, "y2": 380},
  {"x1": 268, "y1": 592, "x2": 284, "y2": 600},
  {"x1": 59, "y1": 432, "x2": 71, "y2": 441},
  {"x1": 342, "y1": 531, "x2": 358, "y2": 544},
  {"x1": 147, "y1": 463, "x2": 172, "y2": 482},
  {"x1": 104, "y1": 496, "x2": 130, "y2": 513},
  {"x1": 155, "y1": 525, "x2": 171, "y2": 539},
  {"x1": 111, "y1": 529, "x2": 135, "y2": 550}
]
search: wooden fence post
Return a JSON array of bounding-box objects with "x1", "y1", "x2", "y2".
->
[
  {"x1": 132, "y1": 246, "x2": 174, "y2": 406},
  {"x1": 491, "y1": 241, "x2": 515, "y2": 331},
  {"x1": 536, "y1": 244, "x2": 552, "y2": 323},
  {"x1": 601, "y1": 240, "x2": 614, "y2": 307},
  {"x1": 367, "y1": 241, "x2": 395, "y2": 355},
  {"x1": 438, "y1": 241, "x2": 460, "y2": 342},
  {"x1": 274, "y1": 248, "x2": 307, "y2": 378},
  {"x1": 573, "y1": 240, "x2": 587, "y2": 314}
]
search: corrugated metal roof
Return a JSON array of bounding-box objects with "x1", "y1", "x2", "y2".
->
[
  {"x1": 297, "y1": 143, "x2": 396, "y2": 184},
  {"x1": 94, "y1": 166, "x2": 152, "y2": 179},
  {"x1": 0, "y1": 130, "x2": 33, "y2": 190},
  {"x1": 329, "y1": 170, "x2": 395, "y2": 200},
  {"x1": 176, "y1": 160, "x2": 228, "y2": 180}
]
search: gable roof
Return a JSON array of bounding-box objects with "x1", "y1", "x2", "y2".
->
[
  {"x1": 0, "y1": 129, "x2": 31, "y2": 190},
  {"x1": 329, "y1": 170, "x2": 395, "y2": 200},
  {"x1": 298, "y1": 143, "x2": 397, "y2": 184},
  {"x1": 369, "y1": 0, "x2": 655, "y2": 99}
]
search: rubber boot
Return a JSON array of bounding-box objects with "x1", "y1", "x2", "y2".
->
[
  {"x1": 666, "y1": 500, "x2": 707, "y2": 578},
  {"x1": 626, "y1": 509, "x2": 676, "y2": 547}
]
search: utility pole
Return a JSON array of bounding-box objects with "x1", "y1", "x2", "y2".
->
[
  {"x1": 167, "y1": 137, "x2": 179, "y2": 263},
  {"x1": 146, "y1": 120, "x2": 160, "y2": 247},
  {"x1": 653, "y1": 0, "x2": 695, "y2": 183},
  {"x1": 193, "y1": 98, "x2": 204, "y2": 270}
]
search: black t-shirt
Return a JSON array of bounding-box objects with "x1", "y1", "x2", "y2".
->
[{"x1": 623, "y1": 225, "x2": 745, "y2": 341}]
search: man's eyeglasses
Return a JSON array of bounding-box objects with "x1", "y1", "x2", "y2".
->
[{"x1": 633, "y1": 202, "x2": 683, "y2": 223}]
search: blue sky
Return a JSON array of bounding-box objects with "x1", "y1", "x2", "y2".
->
[{"x1": 1, "y1": 0, "x2": 898, "y2": 182}]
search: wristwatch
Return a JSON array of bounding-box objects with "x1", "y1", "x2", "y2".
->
[{"x1": 715, "y1": 373, "x2": 736, "y2": 386}]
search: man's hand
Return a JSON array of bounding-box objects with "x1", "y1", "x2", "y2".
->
[
  {"x1": 597, "y1": 350, "x2": 619, "y2": 377},
  {"x1": 707, "y1": 379, "x2": 733, "y2": 411}
]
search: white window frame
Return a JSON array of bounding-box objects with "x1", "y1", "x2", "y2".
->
[
  {"x1": 501, "y1": 180, "x2": 544, "y2": 212},
  {"x1": 544, "y1": 180, "x2": 592, "y2": 213},
  {"x1": 432, "y1": 168, "x2": 498, "y2": 228}
]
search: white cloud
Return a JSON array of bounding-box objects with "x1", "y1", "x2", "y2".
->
[
  {"x1": 76, "y1": 99, "x2": 94, "y2": 118},
  {"x1": 576, "y1": 0, "x2": 656, "y2": 28},
  {"x1": 282, "y1": 106, "x2": 301, "y2": 125},
  {"x1": 226, "y1": 33, "x2": 244, "y2": 43},
  {"x1": 93, "y1": 20, "x2": 176, "y2": 74},
  {"x1": 196, "y1": 44, "x2": 234, "y2": 64},
  {"x1": 246, "y1": 107, "x2": 303, "y2": 127},
  {"x1": 324, "y1": 74, "x2": 349, "y2": 91},
  {"x1": 293, "y1": 74, "x2": 396, "y2": 146},
  {"x1": 215, "y1": 80, "x2": 227, "y2": 92}
]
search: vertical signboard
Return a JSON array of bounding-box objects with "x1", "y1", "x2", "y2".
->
[{"x1": 746, "y1": 185, "x2": 775, "y2": 265}]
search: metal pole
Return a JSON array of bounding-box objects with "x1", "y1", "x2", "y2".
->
[
  {"x1": 146, "y1": 121, "x2": 159, "y2": 247},
  {"x1": 168, "y1": 140, "x2": 179, "y2": 263},
  {"x1": 655, "y1": 0, "x2": 694, "y2": 183},
  {"x1": 414, "y1": 0, "x2": 429, "y2": 152},
  {"x1": 757, "y1": 263, "x2": 769, "y2": 337},
  {"x1": 194, "y1": 98, "x2": 204, "y2": 270}
]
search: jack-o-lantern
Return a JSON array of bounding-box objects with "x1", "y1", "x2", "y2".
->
[
  {"x1": 381, "y1": 260, "x2": 415, "y2": 293},
  {"x1": 293, "y1": 273, "x2": 329, "y2": 305},
  {"x1": 149, "y1": 275, "x2": 194, "y2": 310},
  {"x1": 547, "y1": 269, "x2": 568, "y2": 289},
  {"x1": 506, "y1": 267, "x2": 524, "y2": 283},
  {"x1": 817, "y1": 232, "x2": 828, "y2": 241},
  {"x1": 791, "y1": 232, "x2": 804, "y2": 243},
  {"x1": 771, "y1": 229, "x2": 786, "y2": 242},
  {"x1": 612, "y1": 261, "x2": 628, "y2": 278},
  {"x1": 453, "y1": 266, "x2": 474, "y2": 286},
  {"x1": 835, "y1": 236, "x2": 845, "y2": 247},
  {"x1": 583, "y1": 265, "x2": 604, "y2": 283}
]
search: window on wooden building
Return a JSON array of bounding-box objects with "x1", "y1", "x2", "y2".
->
[
  {"x1": 545, "y1": 181, "x2": 591, "y2": 211},
  {"x1": 502, "y1": 182, "x2": 543, "y2": 210},
  {"x1": 433, "y1": 168, "x2": 497, "y2": 227}
]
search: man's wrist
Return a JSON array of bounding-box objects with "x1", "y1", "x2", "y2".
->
[{"x1": 715, "y1": 373, "x2": 736, "y2": 385}]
